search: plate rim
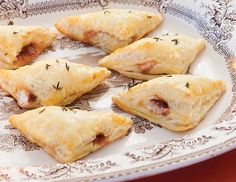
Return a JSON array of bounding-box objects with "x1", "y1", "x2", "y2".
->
[
  {"x1": 98, "y1": 145, "x2": 236, "y2": 182},
  {"x1": 0, "y1": 0, "x2": 236, "y2": 181}
]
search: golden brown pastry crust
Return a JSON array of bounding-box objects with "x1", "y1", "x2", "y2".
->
[
  {"x1": 0, "y1": 59, "x2": 111, "y2": 108},
  {"x1": 9, "y1": 106, "x2": 132, "y2": 163},
  {"x1": 0, "y1": 26, "x2": 56, "y2": 69},
  {"x1": 99, "y1": 35, "x2": 206, "y2": 80},
  {"x1": 55, "y1": 9, "x2": 163, "y2": 53},
  {"x1": 112, "y1": 75, "x2": 225, "y2": 131}
]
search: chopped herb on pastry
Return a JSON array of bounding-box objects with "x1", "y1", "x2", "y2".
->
[
  {"x1": 9, "y1": 106, "x2": 132, "y2": 163},
  {"x1": 99, "y1": 35, "x2": 205, "y2": 80},
  {"x1": 112, "y1": 75, "x2": 225, "y2": 131},
  {"x1": 0, "y1": 59, "x2": 110, "y2": 108},
  {"x1": 0, "y1": 26, "x2": 56, "y2": 69},
  {"x1": 55, "y1": 9, "x2": 163, "y2": 53}
]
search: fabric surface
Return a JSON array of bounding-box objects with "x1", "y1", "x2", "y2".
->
[{"x1": 131, "y1": 149, "x2": 236, "y2": 182}]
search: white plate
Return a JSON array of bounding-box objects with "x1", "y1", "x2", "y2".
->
[{"x1": 0, "y1": 0, "x2": 236, "y2": 181}]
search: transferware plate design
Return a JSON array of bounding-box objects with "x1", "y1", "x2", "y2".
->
[{"x1": 0, "y1": 0, "x2": 236, "y2": 181}]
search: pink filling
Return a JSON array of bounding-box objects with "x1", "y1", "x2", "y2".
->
[
  {"x1": 137, "y1": 61, "x2": 156, "y2": 73},
  {"x1": 146, "y1": 96, "x2": 170, "y2": 116}
]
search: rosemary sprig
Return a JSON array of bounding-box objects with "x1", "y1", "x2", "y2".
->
[
  {"x1": 185, "y1": 82, "x2": 190, "y2": 88},
  {"x1": 153, "y1": 37, "x2": 163, "y2": 42},
  {"x1": 39, "y1": 108, "x2": 46, "y2": 114},
  {"x1": 45, "y1": 64, "x2": 51, "y2": 70},
  {"x1": 186, "y1": 66, "x2": 192, "y2": 75},
  {"x1": 171, "y1": 39, "x2": 179, "y2": 45},
  {"x1": 65, "y1": 63, "x2": 70, "y2": 71},
  {"x1": 163, "y1": 32, "x2": 169, "y2": 36},
  {"x1": 53, "y1": 81, "x2": 63, "y2": 91}
]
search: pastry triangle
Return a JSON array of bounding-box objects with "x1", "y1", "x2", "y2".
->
[
  {"x1": 55, "y1": 9, "x2": 163, "y2": 53},
  {"x1": 0, "y1": 26, "x2": 56, "y2": 69},
  {"x1": 99, "y1": 35, "x2": 205, "y2": 80},
  {"x1": 112, "y1": 75, "x2": 225, "y2": 131},
  {"x1": 0, "y1": 59, "x2": 110, "y2": 108},
  {"x1": 9, "y1": 106, "x2": 132, "y2": 163}
]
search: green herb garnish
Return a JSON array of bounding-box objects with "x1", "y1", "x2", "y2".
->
[
  {"x1": 171, "y1": 39, "x2": 179, "y2": 45},
  {"x1": 185, "y1": 82, "x2": 190, "y2": 88},
  {"x1": 45, "y1": 64, "x2": 51, "y2": 70},
  {"x1": 39, "y1": 108, "x2": 46, "y2": 114},
  {"x1": 153, "y1": 37, "x2": 163, "y2": 42},
  {"x1": 53, "y1": 81, "x2": 63, "y2": 91},
  {"x1": 65, "y1": 63, "x2": 70, "y2": 71}
]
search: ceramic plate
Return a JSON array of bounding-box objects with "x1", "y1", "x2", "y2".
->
[{"x1": 0, "y1": 0, "x2": 236, "y2": 181}]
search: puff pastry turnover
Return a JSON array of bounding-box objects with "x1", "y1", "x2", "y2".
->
[
  {"x1": 112, "y1": 75, "x2": 225, "y2": 131},
  {"x1": 9, "y1": 106, "x2": 132, "y2": 163},
  {"x1": 99, "y1": 35, "x2": 205, "y2": 80},
  {"x1": 0, "y1": 59, "x2": 110, "y2": 108},
  {"x1": 55, "y1": 9, "x2": 163, "y2": 53},
  {"x1": 0, "y1": 26, "x2": 56, "y2": 69}
]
